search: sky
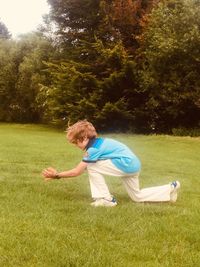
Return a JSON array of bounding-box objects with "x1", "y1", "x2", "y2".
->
[{"x1": 0, "y1": 0, "x2": 50, "y2": 38}]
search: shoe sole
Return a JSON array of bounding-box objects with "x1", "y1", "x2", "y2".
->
[
  {"x1": 91, "y1": 201, "x2": 117, "y2": 207},
  {"x1": 170, "y1": 181, "x2": 180, "y2": 203}
]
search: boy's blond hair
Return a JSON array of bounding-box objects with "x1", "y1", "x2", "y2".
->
[{"x1": 66, "y1": 120, "x2": 97, "y2": 143}]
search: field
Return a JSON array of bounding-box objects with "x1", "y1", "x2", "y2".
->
[{"x1": 0, "y1": 124, "x2": 200, "y2": 267}]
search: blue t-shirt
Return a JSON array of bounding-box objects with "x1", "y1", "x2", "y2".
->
[{"x1": 82, "y1": 137, "x2": 141, "y2": 173}]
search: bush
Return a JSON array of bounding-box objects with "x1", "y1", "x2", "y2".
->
[{"x1": 172, "y1": 127, "x2": 200, "y2": 137}]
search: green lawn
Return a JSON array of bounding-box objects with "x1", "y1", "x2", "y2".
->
[{"x1": 0, "y1": 123, "x2": 200, "y2": 267}]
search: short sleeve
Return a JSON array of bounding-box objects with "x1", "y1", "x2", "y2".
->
[{"x1": 82, "y1": 147, "x2": 102, "y2": 163}]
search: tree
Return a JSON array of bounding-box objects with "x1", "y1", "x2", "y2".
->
[
  {"x1": 138, "y1": 0, "x2": 200, "y2": 132},
  {"x1": 0, "y1": 39, "x2": 18, "y2": 121},
  {"x1": 40, "y1": 0, "x2": 160, "y2": 131},
  {"x1": 0, "y1": 20, "x2": 11, "y2": 39},
  {"x1": 110, "y1": 0, "x2": 159, "y2": 52},
  {"x1": 46, "y1": 0, "x2": 159, "y2": 55},
  {"x1": 0, "y1": 32, "x2": 54, "y2": 122},
  {"x1": 38, "y1": 40, "x2": 143, "y2": 131},
  {"x1": 46, "y1": 0, "x2": 105, "y2": 56},
  {"x1": 14, "y1": 33, "x2": 55, "y2": 122}
]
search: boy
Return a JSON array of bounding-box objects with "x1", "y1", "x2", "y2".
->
[{"x1": 42, "y1": 120, "x2": 180, "y2": 207}]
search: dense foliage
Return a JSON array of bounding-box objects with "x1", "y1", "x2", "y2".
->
[
  {"x1": 0, "y1": 0, "x2": 200, "y2": 134},
  {"x1": 138, "y1": 0, "x2": 200, "y2": 132},
  {"x1": 0, "y1": 33, "x2": 54, "y2": 122}
]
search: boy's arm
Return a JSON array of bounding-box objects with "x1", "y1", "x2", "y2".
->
[{"x1": 42, "y1": 161, "x2": 88, "y2": 181}]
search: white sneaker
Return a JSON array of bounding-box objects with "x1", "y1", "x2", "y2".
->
[
  {"x1": 170, "y1": 181, "x2": 180, "y2": 202},
  {"x1": 91, "y1": 197, "x2": 117, "y2": 207}
]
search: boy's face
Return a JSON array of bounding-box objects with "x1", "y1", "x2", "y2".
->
[{"x1": 74, "y1": 138, "x2": 89, "y2": 150}]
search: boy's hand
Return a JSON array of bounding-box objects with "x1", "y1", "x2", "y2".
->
[{"x1": 42, "y1": 167, "x2": 58, "y2": 181}]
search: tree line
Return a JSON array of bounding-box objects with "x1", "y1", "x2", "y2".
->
[{"x1": 0, "y1": 0, "x2": 200, "y2": 134}]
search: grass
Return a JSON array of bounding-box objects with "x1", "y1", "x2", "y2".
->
[{"x1": 0, "y1": 123, "x2": 200, "y2": 267}]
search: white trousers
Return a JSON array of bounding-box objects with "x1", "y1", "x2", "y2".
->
[{"x1": 87, "y1": 160, "x2": 171, "y2": 202}]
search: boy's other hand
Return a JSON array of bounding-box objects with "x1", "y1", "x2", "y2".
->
[{"x1": 42, "y1": 167, "x2": 58, "y2": 181}]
